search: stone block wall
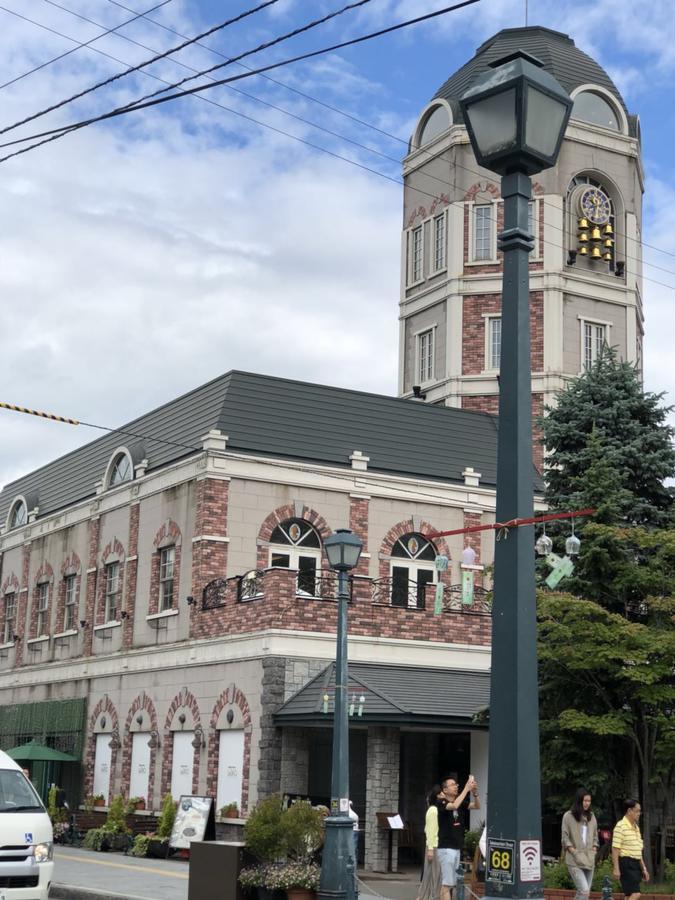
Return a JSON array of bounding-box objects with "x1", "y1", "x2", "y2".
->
[{"x1": 365, "y1": 727, "x2": 401, "y2": 872}]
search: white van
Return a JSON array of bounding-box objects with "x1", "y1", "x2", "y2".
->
[{"x1": 0, "y1": 750, "x2": 53, "y2": 900}]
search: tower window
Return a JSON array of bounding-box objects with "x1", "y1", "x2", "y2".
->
[
  {"x1": 582, "y1": 321, "x2": 607, "y2": 370},
  {"x1": 433, "y1": 213, "x2": 446, "y2": 271},
  {"x1": 104, "y1": 562, "x2": 121, "y2": 622},
  {"x1": 3, "y1": 593, "x2": 16, "y2": 644},
  {"x1": 36, "y1": 582, "x2": 50, "y2": 636},
  {"x1": 64, "y1": 575, "x2": 77, "y2": 632},
  {"x1": 159, "y1": 547, "x2": 176, "y2": 611},
  {"x1": 485, "y1": 316, "x2": 501, "y2": 371},
  {"x1": 417, "y1": 105, "x2": 450, "y2": 147},
  {"x1": 409, "y1": 225, "x2": 423, "y2": 283},
  {"x1": 572, "y1": 91, "x2": 620, "y2": 132},
  {"x1": 108, "y1": 452, "x2": 132, "y2": 487},
  {"x1": 473, "y1": 206, "x2": 493, "y2": 261},
  {"x1": 8, "y1": 500, "x2": 27, "y2": 530},
  {"x1": 417, "y1": 329, "x2": 435, "y2": 384}
]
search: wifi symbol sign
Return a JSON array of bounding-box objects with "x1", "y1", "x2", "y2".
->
[{"x1": 519, "y1": 840, "x2": 541, "y2": 880}]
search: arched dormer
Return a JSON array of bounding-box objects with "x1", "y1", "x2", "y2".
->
[
  {"x1": 412, "y1": 100, "x2": 452, "y2": 150},
  {"x1": 104, "y1": 448, "x2": 134, "y2": 489},
  {"x1": 6, "y1": 497, "x2": 28, "y2": 531},
  {"x1": 570, "y1": 85, "x2": 628, "y2": 135}
]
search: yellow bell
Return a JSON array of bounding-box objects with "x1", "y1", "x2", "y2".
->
[
  {"x1": 591, "y1": 226, "x2": 602, "y2": 241},
  {"x1": 604, "y1": 223, "x2": 613, "y2": 236},
  {"x1": 604, "y1": 238, "x2": 614, "y2": 248},
  {"x1": 578, "y1": 218, "x2": 589, "y2": 229},
  {"x1": 591, "y1": 246, "x2": 602, "y2": 259},
  {"x1": 603, "y1": 251, "x2": 612, "y2": 261},
  {"x1": 579, "y1": 245, "x2": 588, "y2": 256},
  {"x1": 578, "y1": 231, "x2": 589, "y2": 243}
]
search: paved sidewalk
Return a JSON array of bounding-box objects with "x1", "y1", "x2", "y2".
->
[{"x1": 51, "y1": 846, "x2": 419, "y2": 900}]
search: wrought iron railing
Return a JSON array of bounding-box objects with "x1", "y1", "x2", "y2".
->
[
  {"x1": 201, "y1": 568, "x2": 346, "y2": 608},
  {"x1": 444, "y1": 584, "x2": 492, "y2": 615},
  {"x1": 295, "y1": 569, "x2": 341, "y2": 601},
  {"x1": 238, "y1": 570, "x2": 265, "y2": 602},
  {"x1": 371, "y1": 576, "x2": 427, "y2": 610},
  {"x1": 202, "y1": 576, "x2": 239, "y2": 610}
]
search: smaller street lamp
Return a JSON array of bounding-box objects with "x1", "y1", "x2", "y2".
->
[{"x1": 319, "y1": 529, "x2": 363, "y2": 900}]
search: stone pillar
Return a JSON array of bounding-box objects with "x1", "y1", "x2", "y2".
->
[
  {"x1": 189, "y1": 476, "x2": 229, "y2": 638},
  {"x1": 122, "y1": 504, "x2": 140, "y2": 649},
  {"x1": 257, "y1": 657, "x2": 286, "y2": 799},
  {"x1": 280, "y1": 728, "x2": 310, "y2": 796},
  {"x1": 365, "y1": 727, "x2": 401, "y2": 872},
  {"x1": 13, "y1": 542, "x2": 31, "y2": 667}
]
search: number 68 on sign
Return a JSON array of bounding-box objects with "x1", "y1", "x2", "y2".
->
[{"x1": 486, "y1": 838, "x2": 515, "y2": 884}]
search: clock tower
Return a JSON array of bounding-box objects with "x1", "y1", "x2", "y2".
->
[{"x1": 397, "y1": 27, "x2": 644, "y2": 467}]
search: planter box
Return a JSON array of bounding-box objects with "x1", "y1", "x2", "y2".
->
[{"x1": 147, "y1": 838, "x2": 170, "y2": 859}]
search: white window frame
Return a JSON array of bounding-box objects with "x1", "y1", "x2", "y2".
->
[
  {"x1": 104, "y1": 562, "x2": 121, "y2": 623},
  {"x1": 3, "y1": 593, "x2": 16, "y2": 644},
  {"x1": 407, "y1": 224, "x2": 424, "y2": 285},
  {"x1": 482, "y1": 314, "x2": 502, "y2": 372},
  {"x1": 159, "y1": 547, "x2": 175, "y2": 612},
  {"x1": 469, "y1": 203, "x2": 496, "y2": 263},
  {"x1": 64, "y1": 575, "x2": 77, "y2": 632},
  {"x1": 36, "y1": 581, "x2": 50, "y2": 636},
  {"x1": 579, "y1": 316, "x2": 611, "y2": 373},
  {"x1": 389, "y1": 559, "x2": 437, "y2": 609},
  {"x1": 432, "y1": 210, "x2": 447, "y2": 273},
  {"x1": 415, "y1": 326, "x2": 436, "y2": 386}
]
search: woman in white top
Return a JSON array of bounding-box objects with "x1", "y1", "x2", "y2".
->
[{"x1": 561, "y1": 788, "x2": 599, "y2": 900}]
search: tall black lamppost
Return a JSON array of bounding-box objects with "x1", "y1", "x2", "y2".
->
[
  {"x1": 319, "y1": 528, "x2": 363, "y2": 900},
  {"x1": 459, "y1": 53, "x2": 572, "y2": 900}
]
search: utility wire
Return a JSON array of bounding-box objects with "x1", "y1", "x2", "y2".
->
[
  {"x1": 0, "y1": 0, "x2": 480, "y2": 163},
  {"x1": 104, "y1": 0, "x2": 675, "y2": 270},
  {"x1": 0, "y1": 0, "x2": 281, "y2": 136},
  {"x1": 0, "y1": 0, "x2": 173, "y2": 91},
  {"x1": 3, "y1": 3, "x2": 669, "y2": 283}
]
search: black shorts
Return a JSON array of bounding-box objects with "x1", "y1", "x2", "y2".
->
[{"x1": 619, "y1": 857, "x2": 642, "y2": 895}]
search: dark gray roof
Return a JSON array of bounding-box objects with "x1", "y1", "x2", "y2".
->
[
  {"x1": 434, "y1": 27, "x2": 633, "y2": 135},
  {"x1": 274, "y1": 662, "x2": 490, "y2": 727},
  {"x1": 0, "y1": 370, "x2": 542, "y2": 522}
]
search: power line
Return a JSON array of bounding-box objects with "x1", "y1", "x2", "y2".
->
[
  {"x1": 0, "y1": 0, "x2": 480, "y2": 163},
  {"x1": 0, "y1": 0, "x2": 281, "y2": 136},
  {"x1": 102, "y1": 0, "x2": 675, "y2": 270},
  {"x1": 0, "y1": 0, "x2": 173, "y2": 91}
]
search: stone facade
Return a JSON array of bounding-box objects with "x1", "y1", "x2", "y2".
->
[{"x1": 365, "y1": 727, "x2": 401, "y2": 872}]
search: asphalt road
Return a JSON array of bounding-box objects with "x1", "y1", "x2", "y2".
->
[{"x1": 50, "y1": 846, "x2": 419, "y2": 900}]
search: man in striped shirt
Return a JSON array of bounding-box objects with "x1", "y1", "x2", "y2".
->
[{"x1": 612, "y1": 799, "x2": 650, "y2": 900}]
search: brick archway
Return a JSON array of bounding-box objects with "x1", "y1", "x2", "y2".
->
[
  {"x1": 160, "y1": 689, "x2": 202, "y2": 798},
  {"x1": 207, "y1": 685, "x2": 252, "y2": 814},
  {"x1": 379, "y1": 519, "x2": 451, "y2": 583},
  {"x1": 256, "y1": 504, "x2": 332, "y2": 569},
  {"x1": 121, "y1": 694, "x2": 158, "y2": 805},
  {"x1": 85, "y1": 696, "x2": 120, "y2": 802}
]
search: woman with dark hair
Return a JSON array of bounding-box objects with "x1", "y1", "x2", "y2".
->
[
  {"x1": 562, "y1": 788, "x2": 599, "y2": 900},
  {"x1": 416, "y1": 785, "x2": 443, "y2": 900}
]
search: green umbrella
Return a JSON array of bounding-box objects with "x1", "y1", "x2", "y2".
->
[{"x1": 5, "y1": 740, "x2": 78, "y2": 762}]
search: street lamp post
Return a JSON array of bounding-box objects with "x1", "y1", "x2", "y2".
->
[
  {"x1": 319, "y1": 528, "x2": 363, "y2": 900},
  {"x1": 459, "y1": 53, "x2": 572, "y2": 900}
]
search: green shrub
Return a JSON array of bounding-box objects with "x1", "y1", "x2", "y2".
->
[
  {"x1": 542, "y1": 860, "x2": 573, "y2": 889},
  {"x1": 157, "y1": 794, "x2": 176, "y2": 840},
  {"x1": 84, "y1": 827, "x2": 108, "y2": 851},
  {"x1": 244, "y1": 794, "x2": 287, "y2": 862},
  {"x1": 464, "y1": 829, "x2": 480, "y2": 861},
  {"x1": 104, "y1": 795, "x2": 130, "y2": 835},
  {"x1": 591, "y1": 858, "x2": 613, "y2": 892},
  {"x1": 130, "y1": 834, "x2": 151, "y2": 858},
  {"x1": 663, "y1": 860, "x2": 675, "y2": 891},
  {"x1": 47, "y1": 785, "x2": 67, "y2": 825},
  {"x1": 283, "y1": 801, "x2": 324, "y2": 861}
]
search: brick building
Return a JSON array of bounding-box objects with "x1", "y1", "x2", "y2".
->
[
  {"x1": 398, "y1": 27, "x2": 644, "y2": 468},
  {"x1": 0, "y1": 371, "x2": 531, "y2": 870}
]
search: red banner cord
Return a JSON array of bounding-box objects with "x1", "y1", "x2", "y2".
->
[{"x1": 427, "y1": 507, "x2": 595, "y2": 540}]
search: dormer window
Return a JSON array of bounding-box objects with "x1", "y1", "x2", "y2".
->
[
  {"x1": 107, "y1": 451, "x2": 133, "y2": 488},
  {"x1": 8, "y1": 500, "x2": 27, "y2": 530},
  {"x1": 572, "y1": 90, "x2": 621, "y2": 132},
  {"x1": 417, "y1": 104, "x2": 451, "y2": 148}
]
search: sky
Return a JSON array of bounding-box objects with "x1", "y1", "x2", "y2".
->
[{"x1": 1, "y1": 0, "x2": 675, "y2": 488}]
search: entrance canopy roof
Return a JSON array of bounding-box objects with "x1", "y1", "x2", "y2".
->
[{"x1": 274, "y1": 662, "x2": 490, "y2": 729}]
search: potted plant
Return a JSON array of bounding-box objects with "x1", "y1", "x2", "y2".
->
[
  {"x1": 102, "y1": 795, "x2": 132, "y2": 851},
  {"x1": 220, "y1": 802, "x2": 240, "y2": 819},
  {"x1": 240, "y1": 795, "x2": 287, "y2": 898},
  {"x1": 92, "y1": 794, "x2": 105, "y2": 808},
  {"x1": 146, "y1": 794, "x2": 176, "y2": 858},
  {"x1": 129, "y1": 833, "x2": 152, "y2": 858},
  {"x1": 126, "y1": 796, "x2": 146, "y2": 814},
  {"x1": 266, "y1": 861, "x2": 320, "y2": 900}
]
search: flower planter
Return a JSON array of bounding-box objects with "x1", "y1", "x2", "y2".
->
[
  {"x1": 130, "y1": 800, "x2": 146, "y2": 812},
  {"x1": 287, "y1": 889, "x2": 316, "y2": 900},
  {"x1": 93, "y1": 798, "x2": 105, "y2": 808}
]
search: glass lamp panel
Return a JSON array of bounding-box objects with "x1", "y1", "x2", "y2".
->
[
  {"x1": 525, "y1": 86, "x2": 568, "y2": 158},
  {"x1": 342, "y1": 542, "x2": 362, "y2": 569},
  {"x1": 465, "y1": 88, "x2": 517, "y2": 157}
]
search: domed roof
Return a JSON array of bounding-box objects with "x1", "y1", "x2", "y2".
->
[{"x1": 433, "y1": 26, "x2": 634, "y2": 133}]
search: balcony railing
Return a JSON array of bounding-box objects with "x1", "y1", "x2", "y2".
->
[
  {"x1": 371, "y1": 577, "x2": 491, "y2": 615},
  {"x1": 201, "y1": 568, "x2": 346, "y2": 609},
  {"x1": 444, "y1": 584, "x2": 492, "y2": 615}
]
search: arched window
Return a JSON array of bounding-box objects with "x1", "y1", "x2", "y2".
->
[
  {"x1": 8, "y1": 500, "x2": 27, "y2": 530},
  {"x1": 418, "y1": 105, "x2": 451, "y2": 147},
  {"x1": 269, "y1": 518, "x2": 322, "y2": 595},
  {"x1": 390, "y1": 532, "x2": 437, "y2": 609},
  {"x1": 108, "y1": 452, "x2": 133, "y2": 487},
  {"x1": 572, "y1": 91, "x2": 620, "y2": 131}
]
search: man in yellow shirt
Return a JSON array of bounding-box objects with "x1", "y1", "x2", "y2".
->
[{"x1": 612, "y1": 799, "x2": 649, "y2": 900}]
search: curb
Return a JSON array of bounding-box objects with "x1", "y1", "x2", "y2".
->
[{"x1": 50, "y1": 884, "x2": 158, "y2": 900}]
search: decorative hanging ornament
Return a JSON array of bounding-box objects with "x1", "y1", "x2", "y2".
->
[
  {"x1": 535, "y1": 530, "x2": 553, "y2": 556},
  {"x1": 565, "y1": 522, "x2": 581, "y2": 556}
]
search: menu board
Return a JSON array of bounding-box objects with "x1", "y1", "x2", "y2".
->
[{"x1": 169, "y1": 796, "x2": 216, "y2": 849}]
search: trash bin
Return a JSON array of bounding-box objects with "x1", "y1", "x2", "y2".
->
[{"x1": 188, "y1": 840, "x2": 246, "y2": 900}]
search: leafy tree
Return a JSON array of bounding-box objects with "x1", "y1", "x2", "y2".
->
[{"x1": 542, "y1": 349, "x2": 675, "y2": 527}]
